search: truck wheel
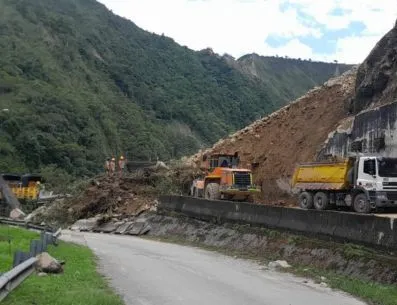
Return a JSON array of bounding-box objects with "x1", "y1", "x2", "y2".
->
[
  {"x1": 298, "y1": 192, "x2": 314, "y2": 209},
  {"x1": 313, "y1": 192, "x2": 329, "y2": 210},
  {"x1": 205, "y1": 183, "x2": 220, "y2": 200},
  {"x1": 353, "y1": 193, "x2": 371, "y2": 213}
]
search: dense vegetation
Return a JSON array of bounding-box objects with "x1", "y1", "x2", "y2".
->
[{"x1": 0, "y1": 0, "x2": 351, "y2": 178}]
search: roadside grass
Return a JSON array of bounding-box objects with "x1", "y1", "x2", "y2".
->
[
  {"x1": 294, "y1": 266, "x2": 397, "y2": 305},
  {"x1": 0, "y1": 226, "x2": 123, "y2": 305},
  {"x1": 144, "y1": 234, "x2": 397, "y2": 305},
  {"x1": 0, "y1": 225, "x2": 38, "y2": 272}
]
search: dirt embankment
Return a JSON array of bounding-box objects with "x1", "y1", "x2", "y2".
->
[
  {"x1": 144, "y1": 212, "x2": 397, "y2": 285},
  {"x1": 190, "y1": 69, "x2": 357, "y2": 204}
]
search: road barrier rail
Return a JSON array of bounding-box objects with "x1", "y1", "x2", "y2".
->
[
  {"x1": 0, "y1": 219, "x2": 61, "y2": 301},
  {"x1": 159, "y1": 195, "x2": 397, "y2": 250}
]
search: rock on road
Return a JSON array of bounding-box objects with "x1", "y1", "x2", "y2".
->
[{"x1": 61, "y1": 231, "x2": 366, "y2": 305}]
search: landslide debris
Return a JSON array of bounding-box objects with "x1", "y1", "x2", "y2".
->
[
  {"x1": 189, "y1": 69, "x2": 357, "y2": 203},
  {"x1": 27, "y1": 162, "x2": 201, "y2": 226}
]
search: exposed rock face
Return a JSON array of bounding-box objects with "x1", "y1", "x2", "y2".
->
[
  {"x1": 319, "y1": 102, "x2": 397, "y2": 159},
  {"x1": 352, "y1": 19, "x2": 397, "y2": 113}
]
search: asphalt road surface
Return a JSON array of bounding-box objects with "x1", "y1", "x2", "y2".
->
[{"x1": 62, "y1": 231, "x2": 366, "y2": 305}]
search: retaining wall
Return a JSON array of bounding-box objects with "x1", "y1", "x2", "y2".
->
[{"x1": 159, "y1": 195, "x2": 397, "y2": 250}]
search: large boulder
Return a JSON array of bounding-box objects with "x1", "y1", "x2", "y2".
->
[
  {"x1": 94, "y1": 221, "x2": 122, "y2": 233},
  {"x1": 70, "y1": 216, "x2": 101, "y2": 232},
  {"x1": 36, "y1": 252, "x2": 63, "y2": 274},
  {"x1": 10, "y1": 208, "x2": 25, "y2": 220}
]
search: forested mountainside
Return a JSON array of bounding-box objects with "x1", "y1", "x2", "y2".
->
[{"x1": 0, "y1": 0, "x2": 350, "y2": 177}]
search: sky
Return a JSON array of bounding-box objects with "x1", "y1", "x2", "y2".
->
[{"x1": 98, "y1": 0, "x2": 397, "y2": 64}]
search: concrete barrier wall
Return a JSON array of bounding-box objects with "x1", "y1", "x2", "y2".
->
[{"x1": 159, "y1": 195, "x2": 397, "y2": 250}]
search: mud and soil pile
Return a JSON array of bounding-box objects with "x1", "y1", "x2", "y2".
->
[
  {"x1": 28, "y1": 163, "x2": 201, "y2": 226},
  {"x1": 189, "y1": 69, "x2": 357, "y2": 204},
  {"x1": 68, "y1": 176, "x2": 157, "y2": 220}
]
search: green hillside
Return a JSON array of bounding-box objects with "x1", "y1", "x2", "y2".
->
[
  {"x1": 0, "y1": 0, "x2": 351, "y2": 178},
  {"x1": 235, "y1": 54, "x2": 351, "y2": 101}
]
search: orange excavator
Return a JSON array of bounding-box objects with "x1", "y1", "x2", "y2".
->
[{"x1": 190, "y1": 153, "x2": 260, "y2": 202}]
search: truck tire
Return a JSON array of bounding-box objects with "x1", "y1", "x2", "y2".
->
[
  {"x1": 313, "y1": 192, "x2": 329, "y2": 210},
  {"x1": 298, "y1": 192, "x2": 314, "y2": 209},
  {"x1": 205, "y1": 183, "x2": 220, "y2": 200},
  {"x1": 353, "y1": 193, "x2": 371, "y2": 213}
]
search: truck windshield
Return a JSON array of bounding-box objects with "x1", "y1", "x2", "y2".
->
[{"x1": 377, "y1": 158, "x2": 397, "y2": 177}]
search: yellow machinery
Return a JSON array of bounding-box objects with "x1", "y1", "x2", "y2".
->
[
  {"x1": 292, "y1": 156, "x2": 397, "y2": 213},
  {"x1": 292, "y1": 159, "x2": 353, "y2": 191},
  {"x1": 0, "y1": 174, "x2": 42, "y2": 201},
  {"x1": 190, "y1": 153, "x2": 260, "y2": 202}
]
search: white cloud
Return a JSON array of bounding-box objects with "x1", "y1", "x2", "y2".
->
[
  {"x1": 98, "y1": 0, "x2": 397, "y2": 63},
  {"x1": 323, "y1": 35, "x2": 382, "y2": 64}
]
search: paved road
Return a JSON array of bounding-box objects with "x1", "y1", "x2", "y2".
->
[{"x1": 61, "y1": 231, "x2": 365, "y2": 305}]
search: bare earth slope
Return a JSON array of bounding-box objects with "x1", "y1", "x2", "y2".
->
[{"x1": 194, "y1": 69, "x2": 357, "y2": 203}]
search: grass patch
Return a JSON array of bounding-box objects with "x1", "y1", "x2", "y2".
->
[
  {"x1": 0, "y1": 226, "x2": 123, "y2": 305},
  {"x1": 0, "y1": 225, "x2": 38, "y2": 272},
  {"x1": 295, "y1": 267, "x2": 397, "y2": 305}
]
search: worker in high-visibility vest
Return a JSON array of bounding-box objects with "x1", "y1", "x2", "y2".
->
[
  {"x1": 118, "y1": 155, "x2": 126, "y2": 177},
  {"x1": 105, "y1": 158, "x2": 111, "y2": 176},
  {"x1": 110, "y1": 157, "x2": 116, "y2": 177}
]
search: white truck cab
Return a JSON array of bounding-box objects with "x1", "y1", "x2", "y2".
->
[{"x1": 356, "y1": 156, "x2": 397, "y2": 207}]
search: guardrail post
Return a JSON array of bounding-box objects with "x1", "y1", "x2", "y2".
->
[
  {"x1": 30, "y1": 240, "x2": 39, "y2": 257},
  {"x1": 45, "y1": 232, "x2": 53, "y2": 245},
  {"x1": 13, "y1": 251, "x2": 23, "y2": 268},
  {"x1": 41, "y1": 232, "x2": 47, "y2": 251}
]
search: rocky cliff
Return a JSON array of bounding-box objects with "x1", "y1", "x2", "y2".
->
[
  {"x1": 321, "y1": 19, "x2": 397, "y2": 160},
  {"x1": 351, "y1": 20, "x2": 397, "y2": 113}
]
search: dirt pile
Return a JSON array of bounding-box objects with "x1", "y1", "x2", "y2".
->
[
  {"x1": 28, "y1": 162, "x2": 201, "y2": 225},
  {"x1": 68, "y1": 176, "x2": 157, "y2": 220},
  {"x1": 190, "y1": 69, "x2": 357, "y2": 203}
]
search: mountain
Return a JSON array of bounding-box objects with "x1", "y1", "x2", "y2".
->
[
  {"x1": 224, "y1": 53, "x2": 351, "y2": 103},
  {"x1": 0, "y1": 0, "x2": 351, "y2": 178}
]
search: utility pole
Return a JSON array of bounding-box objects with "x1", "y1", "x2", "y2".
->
[{"x1": 334, "y1": 60, "x2": 340, "y2": 77}]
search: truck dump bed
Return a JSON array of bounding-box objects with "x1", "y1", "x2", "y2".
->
[{"x1": 292, "y1": 159, "x2": 352, "y2": 191}]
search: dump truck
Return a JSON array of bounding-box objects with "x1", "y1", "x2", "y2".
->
[
  {"x1": 190, "y1": 153, "x2": 260, "y2": 201},
  {"x1": 292, "y1": 156, "x2": 397, "y2": 213}
]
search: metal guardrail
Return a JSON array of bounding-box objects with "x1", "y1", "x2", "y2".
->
[
  {"x1": 0, "y1": 217, "x2": 54, "y2": 233},
  {"x1": 0, "y1": 220, "x2": 62, "y2": 302},
  {"x1": 0, "y1": 258, "x2": 37, "y2": 302}
]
